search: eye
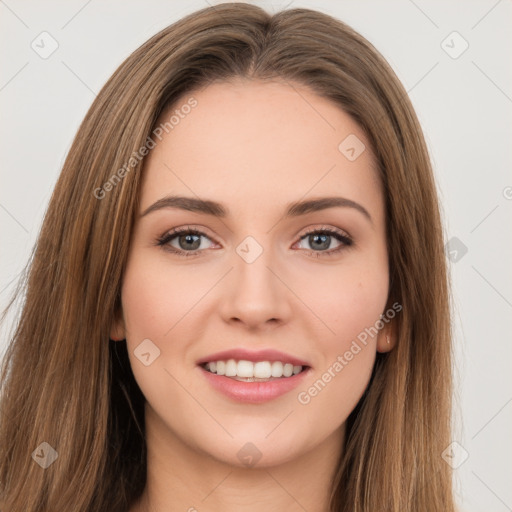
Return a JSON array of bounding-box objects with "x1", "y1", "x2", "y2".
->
[
  {"x1": 156, "y1": 226, "x2": 215, "y2": 257},
  {"x1": 155, "y1": 225, "x2": 353, "y2": 258},
  {"x1": 294, "y1": 226, "x2": 353, "y2": 258}
]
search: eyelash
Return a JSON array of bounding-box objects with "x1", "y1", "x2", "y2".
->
[{"x1": 155, "y1": 225, "x2": 353, "y2": 259}]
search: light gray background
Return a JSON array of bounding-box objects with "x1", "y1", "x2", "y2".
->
[{"x1": 1, "y1": 1, "x2": 511, "y2": 510}]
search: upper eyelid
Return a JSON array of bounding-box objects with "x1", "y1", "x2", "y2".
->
[{"x1": 160, "y1": 224, "x2": 351, "y2": 240}]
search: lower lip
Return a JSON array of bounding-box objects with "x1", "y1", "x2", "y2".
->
[{"x1": 198, "y1": 365, "x2": 311, "y2": 404}]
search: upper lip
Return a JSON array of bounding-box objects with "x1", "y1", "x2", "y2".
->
[{"x1": 196, "y1": 348, "x2": 310, "y2": 367}]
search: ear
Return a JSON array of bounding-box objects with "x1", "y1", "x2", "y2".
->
[
  {"x1": 110, "y1": 308, "x2": 126, "y2": 341},
  {"x1": 376, "y1": 319, "x2": 397, "y2": 353}
]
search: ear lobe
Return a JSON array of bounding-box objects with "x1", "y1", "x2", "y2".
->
[
  {"x1": 110, "y1": 311, "x2": 126, "y2": 341},
  {"x1": 377, "y1": 322, "x2": 396, "y2": 353}
]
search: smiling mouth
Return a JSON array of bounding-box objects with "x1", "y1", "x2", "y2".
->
[{"x1": 200, "y1": 359, "x2": 309, "y2": 382}]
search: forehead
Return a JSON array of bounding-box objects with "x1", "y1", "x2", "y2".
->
[{"x1": 140, "y1": 79, "x2": 383, "y2": 223}]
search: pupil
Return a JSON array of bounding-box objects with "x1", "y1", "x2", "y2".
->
[
  {"x1": 311, "y1": 234, "x2": 329, "y2": 250},
  {"x1": 181, "y1": 234, "x2": 200, "y2": 250}
]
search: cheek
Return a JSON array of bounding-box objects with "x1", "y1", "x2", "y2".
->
[
  {"x1": 120, "y1": 252, "x2": 193, "y2": 340},
  {"x1": 122, "y1": 277, "x2": 165, "y2": 339},
  {"x1": 293, "y1": 268, "x2": 385, "y2": 427},
  {"x1": 291, "y1": 256, "x2": 389, "y2": 346},
  {"x1": 119, "y1": 255, "x2": 187, "y2": 401}
]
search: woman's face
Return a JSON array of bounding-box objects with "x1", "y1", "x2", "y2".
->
[{"x1": 112, "y1": 78, "x2": 394, "y2": 468}]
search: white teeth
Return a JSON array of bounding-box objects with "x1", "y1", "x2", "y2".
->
[
  {"x1": 204, "y1": 359, "x2": 305, "y2": 379},
  {"x1": 283, "y1": 363, "x2": 293, "y2": 377},
  {"x1": 254, "y1": 361, "x2": 272, "y2": 378},
  {"x1": 237, "y1": 360, "x2": 254, "y2": 378},
  {"x1": 225, "y1": 359, "x2": 237, "y2": 377},
  {"x1": 271, "y1": 361, "x2": 283, "y2": 377},
  {"x1": 216, "y1": 361, "x2": 225, "y2": 375}
]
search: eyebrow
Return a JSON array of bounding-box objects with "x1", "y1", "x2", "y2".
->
[{"x1": 140, "y1": 195, "x2": 373, "y2": 224}]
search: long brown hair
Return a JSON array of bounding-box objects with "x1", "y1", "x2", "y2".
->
[{"x1": 0, "y1": 3, "x2": 455, "y2": 510}]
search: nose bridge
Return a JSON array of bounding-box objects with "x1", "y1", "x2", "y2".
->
[
  {"x1": 234, "y1": 233, "x2": 279, "y2": 299},
  {"x1": 222, "y1": 233, "x2": 291, "y2": 326}
]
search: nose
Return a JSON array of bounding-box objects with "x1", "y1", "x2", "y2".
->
[{"x1": 218, "y1": 242, "x2": 293, "y2": 331}]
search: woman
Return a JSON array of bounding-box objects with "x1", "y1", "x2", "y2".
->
[{"x1": 0, "y1": 3, "x2": 456, "y2": 511}]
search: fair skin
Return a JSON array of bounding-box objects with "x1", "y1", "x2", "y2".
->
[{"x1": 112, "y1": 78, "x2": 396, "y2": 512}]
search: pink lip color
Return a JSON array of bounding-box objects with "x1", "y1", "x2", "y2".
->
[
  {"x1": 196, "y1": 348, "x2": 310, "y2": 367},
  {"x1": 198, "y1": 365, "x2": 311, "y2": 404}
]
